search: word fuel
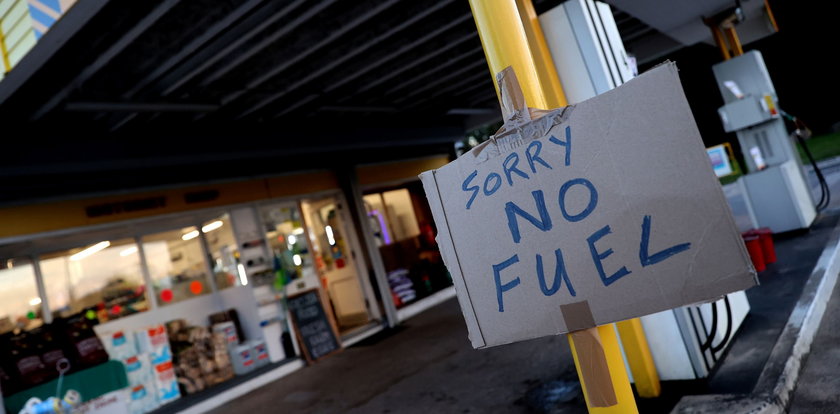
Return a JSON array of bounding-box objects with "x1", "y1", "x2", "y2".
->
[{"x1": 460, "y1": 126, "x2": 692, "y2": 313}]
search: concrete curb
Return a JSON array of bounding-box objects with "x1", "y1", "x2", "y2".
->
[{"x1": 671, "y1": 216, "x2": 840, "y2": 414}]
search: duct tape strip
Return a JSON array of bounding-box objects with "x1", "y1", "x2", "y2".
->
[
  {"x1": 561, "y1": 301, "x2": 618, "y2": 407},
  {"x1": 560, "y1": 301, "x2": 595, "y2": 332}
]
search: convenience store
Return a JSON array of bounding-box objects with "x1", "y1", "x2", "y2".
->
[{"x1": 0, "y1": 156, "x2": 455, "y2": 412}]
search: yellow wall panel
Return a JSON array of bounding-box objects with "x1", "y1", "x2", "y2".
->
[
  {"x1": 0, "y1": 172, "x2": 340, "y2": 239},
  {"x1": 356, "y1": 156, "x2": 449, "y2": 187}
]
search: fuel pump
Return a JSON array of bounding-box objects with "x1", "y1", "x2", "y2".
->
[{"x1": 713, "y1": 51, "x2": 817, "y2": 232}]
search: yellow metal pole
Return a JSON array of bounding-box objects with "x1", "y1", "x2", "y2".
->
[
  {"x1": 616, "y1": 319, "x2": 661, "y2": 397},
  {"x1": 723, "y1": 26, "x2": 743, "y2": 57},
  {"x1": 469, "y1": 0, "x2": 548, "y2": 110},
  {"x1": 709, "y1": 25, "x2": 731, "y2": 60},
  {"x1": 764, "y1": 0, "x2": 779, "y2": 32},
  {"x1": 469, "y1": 1, "x2": 637, "y2": 412},
  {"x1": 569, "y1": 325, "x2": 637, "y2": 412},
  {"x1": 514, "y1": 0, "x2": 567, "y2": 108},
  {"x1": 0, "y1": 27, "x2": 11, "y2": 73},
  {"x1": 518, "y1": 0, "x2": 660, "y2": 397}
]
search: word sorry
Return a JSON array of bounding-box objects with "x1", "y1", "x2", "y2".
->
[{"x1": 462, "y1": 126, "x2": 571, "y2": 210}]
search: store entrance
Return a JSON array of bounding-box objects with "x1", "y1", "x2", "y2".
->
[
  {"x1": 260, "y1": 196, "x2": 373, "y2": 337},
  {"x1": 300, "y1": 196, "x2": 371, "y2": 333}
]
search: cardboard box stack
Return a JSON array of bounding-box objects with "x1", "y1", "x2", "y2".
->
[
  {"x1": 166, "y1": 320, "x2": 234, "y2": 395},
  {"x1": 101, "y1": 330, "x2": 159, "y2": 414},
  {"x1": 136, "y1": 325, "x2": 180, "y2": 405},
  {"x1": 250, "y1": 339, "x2": 270, "y2": 369},
  {"x1": 100, "y1": 325, "x2": 181, "y2": 412}
]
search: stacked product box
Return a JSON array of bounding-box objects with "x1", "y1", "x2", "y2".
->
[
  {"x1": 250, "y1": 340, "x2": 270, "y2": 369},
  {"x1": 229, "y1": 343, "x2": 255, "y2": 376},
  {"x1": 100, "y1": 330, "x2": 158, "y2": 414},
  {"x1": 135, "y1": 325, "x2": 180, "y2": 405},
  {"x1": 166, "y1": 320, "x2": 234, "y2": 395},
  {"x1": 212, "y1": 321, "x2": 262, "y2": 376}
]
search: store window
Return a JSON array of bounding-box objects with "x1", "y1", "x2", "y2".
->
[
  {"x1": 260, "y1": 204, "x2": 314, "y2": 287},
  {"x1": 0, "y1": 258, "x2": 43, "y2": 334},
  {"x1": 202, "y1": 214, "x2": 244, "y2": 289},
  {"x1": 142, "y1": 227, "x2": 211, "y2": 306},
  {"x1": 40, "y1": 239, "x2": 148, "y2": 322},
  {"x1": 363, "y1": 181, "x2": 450, "y2": 308}
]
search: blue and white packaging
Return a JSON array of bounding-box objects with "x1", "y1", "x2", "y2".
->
[
  {"x1": 122, "y1": 354, "x2": 154, "y2": 387},
  {"x1": 135, "y1": 325, "x2": 172, "y2": 365},
  {"x1": 152, "y1": 361, "x2": 181, "y2": 405},
  {"x1": 101, "y1": 330, "x2": 138, "y2": 360},
  {"x1": 127, "y1": 382, "x2": 159, "y2": 414}
]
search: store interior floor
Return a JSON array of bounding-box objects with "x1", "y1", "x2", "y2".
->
[{"x1": 204, "y1": 211, "x2": 840, "y2": 414}]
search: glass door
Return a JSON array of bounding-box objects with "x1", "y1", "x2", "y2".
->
[{"x1": 300, "y1": 196, "x2": 371, "y2": 333}]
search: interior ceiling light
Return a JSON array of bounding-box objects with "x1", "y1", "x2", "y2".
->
[
  {"x1": 70, "y1": 241, "x2": 110, "y2": 261},
  {"x1": 120, "y1": 246, "x2": 138, "y2": 256},
  {"x1": 325, "y1": 225, "x2": 336, "y2": 246},
  {"x1": 202, "y1": 220, "x2": 223, "y2": 233}
]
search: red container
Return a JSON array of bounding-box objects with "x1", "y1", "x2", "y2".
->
[
  {"x1": 743, "y1": 233, "x2": 767, "y2": 272},
  {"x1": 755, "y1": 228, "x2": 777, "y2": 264},
  {"x1": 743, "y1": 235, "x2": 766, "y2": 272}
]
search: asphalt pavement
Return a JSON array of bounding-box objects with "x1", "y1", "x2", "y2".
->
[
  {"x1": 207, "y1": 298, "x2": 584, "y2": 414},
  {"x1": 788, "y1": 250, "x2": 840, "y2": 413}
]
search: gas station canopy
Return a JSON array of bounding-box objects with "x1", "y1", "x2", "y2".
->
[{"x1": 0, "y1": 0, "x2": 772, "y2": 203}]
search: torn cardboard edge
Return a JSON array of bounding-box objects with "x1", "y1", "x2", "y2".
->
[{"x1": 424, "y1": 168, "x2": 486, "y2": 348}]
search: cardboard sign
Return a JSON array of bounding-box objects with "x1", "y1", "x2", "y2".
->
[{"x1": 420, "y1": 63, "x2": 757, "y2": 349}]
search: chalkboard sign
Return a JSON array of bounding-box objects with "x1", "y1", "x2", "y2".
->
[{"x1": 286, "y1": 289, "x2": 342, "y2": 362}]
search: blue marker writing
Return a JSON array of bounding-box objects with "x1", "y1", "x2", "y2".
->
[
  {"x1": 639, "y1": 215, "x2": 691, "y2": 266},
  {"x1": 587, "y1": 225, "x2": 631, "y2": 286},
  {"x1": 493, "y1": 254, "x2": 521, "y2": 312}
]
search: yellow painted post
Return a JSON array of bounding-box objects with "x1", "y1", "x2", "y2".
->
[
  {"x1": 723, "y1": 27, "x2": 743, "y2": 57},
  {"x1": 469, "y1": 0, "x2": 547, "y2": 109},
  {"x1": 514, "y1": 0, "x2": 566, "y2": 108},
  {"x1": 764, "y1": 0, "x2": 779, "y2": 32},
  {"x1": 616, "y1": 319, "x2": 661, "y2": 397},
  {"x1": 708, "y1": 25, "x2": 732, "y2": 60},
  {"x1": 518, "y1": 0, "x2": 661, "y2": 397},
  {"x1": 468, "y1": 1, "x2": 638, "y2": 411},
  {"x1": 569, "y1": 325, "x2": 637, "y2": 412},
  {"x1": 0, "y1": 26, "x2": 11, "y2": 73}
]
